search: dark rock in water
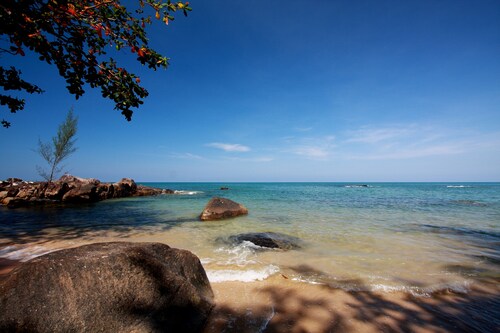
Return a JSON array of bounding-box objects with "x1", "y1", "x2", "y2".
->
[
  {"x1": 229, "y1": 232, "x2": 302, "y2": 250},
  {"x1": 135, "y1": 184, "x2": 167, "y2": 196},
  {"x1": 220, "y1": 187, "x2": 229, "y2": 190},
  {"x1": 1, "y1": 197, "x2": 29, "y2": 208},
  {"x1": 0, "y1": 242, "x2": 214, "y2": 333},
  {"x1": 200, "y1": 197, "x2": 248, "y2": 221}
]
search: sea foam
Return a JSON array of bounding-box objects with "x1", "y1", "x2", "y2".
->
[
  {"x1": 0, "y1": 245, "x2": 56, "y2": 262},
  {"x1": 173, "y1": 190, "x2": 203, "y2": 195},
  {"x1": 206, "y1": 265, "x2": 280, "y2": 283}
]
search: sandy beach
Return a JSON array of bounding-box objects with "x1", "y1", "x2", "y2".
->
[
  {"x1": 205, "y1": 277, "x2": 500, "y2": 333},
  {"x1": 1, "y1": 256, "x2": 498, "y2": 333}
]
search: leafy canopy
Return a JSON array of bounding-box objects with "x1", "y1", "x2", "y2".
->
[{"x1": 0, "y1": 0, "x2": 192, "y2": 128}]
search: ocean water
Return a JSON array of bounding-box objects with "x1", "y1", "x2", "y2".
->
[{"x1": 1, "y1": 182, "x2": 499, "y2": 296}]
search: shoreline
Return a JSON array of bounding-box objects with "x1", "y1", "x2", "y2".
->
[
  {"x1": 1, "y1": 255, "x2": 498, "y2": 332},
  {"x1": 206, "y1": 276, "x2": 500, "y2": 332}
]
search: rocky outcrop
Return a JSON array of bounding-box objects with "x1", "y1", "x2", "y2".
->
[
  {"x1": 200, "y1": 197, "x2": 248, "y2": 221},
  {"x1": 229, "y1": 232, "x2": 302, "y2": 250},
  {"x1": 0, "y1": 175, "x2": 171, "y2": 207},
  {"x1": 0, "y1": 242, "x2": 214, "y2": 333}
]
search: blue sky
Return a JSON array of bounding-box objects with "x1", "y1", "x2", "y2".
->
[{"x1": 1, "y1": 0, "x2": 500, "y2": 182}]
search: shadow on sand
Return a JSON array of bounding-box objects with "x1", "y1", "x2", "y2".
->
[{"x1": 205, "y1": 268, "x2": 500, "y2": 333}]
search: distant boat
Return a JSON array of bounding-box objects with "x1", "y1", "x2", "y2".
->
[{"x1": 220, "y1": 187, "x2": 229, "y2": 190}]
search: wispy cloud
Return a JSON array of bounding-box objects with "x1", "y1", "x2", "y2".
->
[
  {"x1": 206, "y1": 142, "x2": 251, "y2": 152},
  {"x1": 344, "y1": 126, "x2": 416, "y2": 144},
  {"x1": 339, "y1": 124, "x2": 500, "y2": 160},
  {"x1": 291, "y1": 146, "x2": 330, "y2": 158},
  {"x1": 345, "y1": 144, "x2": 464, "y2": 160},
  {"x1": 287, "y1": 135, "x2": 336, "y2": 160},
  {"x1": 170, "y1": 152, "x2": 204, "y2": 159},
  {"x1": 225, "y1": 156, "x2": 274, "y2": 162},
  {"x1": 294, "y1": 126, "x2": 313, "y2": 132}
]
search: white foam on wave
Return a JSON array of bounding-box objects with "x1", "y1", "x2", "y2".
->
[
  {"x1": 214, "y1": 241, "x2": 261, "y2": 266},
  {"x1": 446, "y1": 185, "x2": 471, "y2": 188},
  {"x1": 290, "y1": 275, "x2": 471, "y2": 297},
  {"x1": 0, "y1": 245, "x2": 56, "y2": 262},
  {"x1": 199, "y1": 258, "x2": 213, "y2": 265},
  {"x1": 207, "y1": 265, "x2": 280, "y2": 283},
  {"x1": 173, "y1": 190, "x2": 203, "y2": 195}
]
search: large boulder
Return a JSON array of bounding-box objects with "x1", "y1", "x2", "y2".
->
[
  {"x1": 113, "y1": 178, "x2": 138, "y2": 197},
  {"x1": 59, "y1": 174, "x2": 100, "y2": 186},
  {"x1": 0, "y1": 242, "x2": 214, "y2": 333},
  {"x1": 228, "y1": 232, "x2": 302, "y2": 250},
  {"x1": 41, "y1": 182, "x2": 70, "y2": 200},
  {"x1": 200, "y1": 197, "x2": 248, "y2": 221},
  {"x1": 135, "y1": 185, "x2": 165, "y2": 197},
  {"x1": 61, "y1": 183, "x2": 98, "y2": 203}
]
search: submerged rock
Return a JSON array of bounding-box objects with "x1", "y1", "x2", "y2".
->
[
  {"x1": 200, "y1": 197, "x2": 248, "y2": 221},
  {"x1": 0, "y1": 242, "x2": 214, "y2": 333},
  {"x1": 229, "y1": 232, "x2": 302, "y2": 250}
]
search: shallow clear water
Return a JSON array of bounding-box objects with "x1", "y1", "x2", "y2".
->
[{"x1": 1, "y1": 182, "x2": 499, "y2": 295}]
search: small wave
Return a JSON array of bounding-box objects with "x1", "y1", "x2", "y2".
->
[
  {"x1": 206, "y1": 265, "x2": 280, "y2": 283},
  {"x1": 291, "y1": 276, "x2": 471, "y2": 297},
  {"x1": 0, "y1": 245, "x2": 56, "y2": 262},
  {"x1": 214, "y1": 241, "x2": 260, "y2": 266},
  {"x1": 446, "y1": 185, "x2": 472, "y2": 188},
  {"x1": 173, "y1": 190, "x2": 203, "y2": 195},
  {"x1": 344, "y1": 184, "x2": 371, "y2": 188}
]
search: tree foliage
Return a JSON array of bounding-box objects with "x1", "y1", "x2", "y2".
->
[
  {"x1": 0, "y1": 0, "x2": 192, "y2": 127},
  {"x1": 37, "y1": 108, "x2": 78, "y2": 183}
]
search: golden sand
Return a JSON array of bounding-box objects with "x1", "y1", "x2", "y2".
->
[{"x1": 205, "y1": 276, "x2": 499, "y2": 333}]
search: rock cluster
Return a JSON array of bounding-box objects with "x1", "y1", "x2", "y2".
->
[
  {"x1": 200, "y1": 197, "x2": 248, "y2": 221},
  {"x1": 0, "y1": 175, "x2": 172, "y2": 207},
  {"x1": 0, "y1": 242, "x2": 214, "y2": 333}
]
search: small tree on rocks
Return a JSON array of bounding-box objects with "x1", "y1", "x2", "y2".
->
[{"x1": 37, "y1": 108, "x2": 78, "y2": 183}]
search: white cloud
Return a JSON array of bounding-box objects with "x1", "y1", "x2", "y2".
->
[
  {"x1": 206, "y1": 142, "x2": 251, "y2": 152},
  {"x1": 170, "y1": 152, "x2": 203, "y2": 159}
]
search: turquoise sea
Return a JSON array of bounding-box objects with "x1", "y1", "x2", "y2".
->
[{"x1": 1, "y1": 182, "x2": 499, "y2": 295}]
